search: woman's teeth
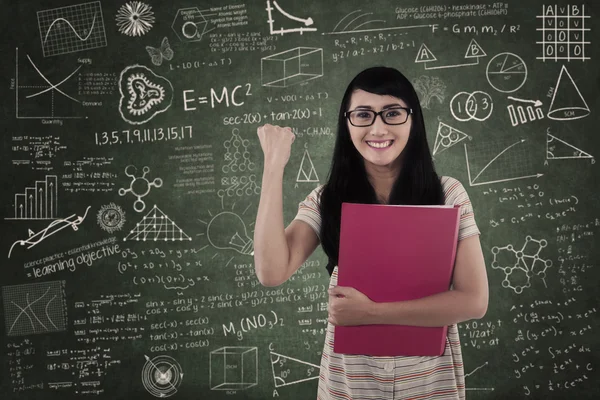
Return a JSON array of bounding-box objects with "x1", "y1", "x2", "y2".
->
[{"x1": 367, "y1": 140, "x2": 393, "y2": 148}]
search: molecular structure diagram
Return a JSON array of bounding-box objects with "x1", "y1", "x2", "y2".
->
[
  {"x1": 119, "y1": 165, "x2": 162, "y2": 212},
  {"x1": 491, "y1": 236, "x2": 553, "y2": 294}
]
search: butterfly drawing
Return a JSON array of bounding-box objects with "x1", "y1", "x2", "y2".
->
[{"x1": 146, "y1": 36, "x2": 174, "y2": 66}]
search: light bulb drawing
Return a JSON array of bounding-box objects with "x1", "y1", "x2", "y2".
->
[{"x1": 206, "y1": 211, "x2": 254, "y2": 255}]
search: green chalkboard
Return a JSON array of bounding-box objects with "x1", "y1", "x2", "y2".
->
[{"x1": 1, "y1": 0, "x2": 599, "y2": 399}]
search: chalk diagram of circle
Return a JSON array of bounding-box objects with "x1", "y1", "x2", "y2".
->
[
  {"x1": 141, "y1": 355, "x2": 183, "y2": 398},
  {"x1": 486, "y1": 53, "x2": 527, "y2": 93}
]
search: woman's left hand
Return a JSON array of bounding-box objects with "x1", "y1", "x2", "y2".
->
[{"x1": 328, "y1": 286, "x2": 375, "y2": 326}]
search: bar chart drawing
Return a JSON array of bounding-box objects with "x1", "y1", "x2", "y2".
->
[{"x1": 7, "y1": 175, "x2": 58, "y2": 220}]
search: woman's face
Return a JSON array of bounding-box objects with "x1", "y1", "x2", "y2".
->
[{"x1": 346, "y1": 89, "x2": 412, "y2": 174}]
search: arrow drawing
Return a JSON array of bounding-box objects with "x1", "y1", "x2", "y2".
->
[{"x1": 507, "y1": 96, "x2": 543, "y2": 107}]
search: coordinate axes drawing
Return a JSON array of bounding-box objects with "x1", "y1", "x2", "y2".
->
[
  {"x1": 464, "y1": 139, "x2": 543, "y2": 186},
  {"x1": 15, "y1": 48, "x2": 85, "y2": 119},
  {"x1": 266, "y1": 0, "x2": 316, "y2": 35}
]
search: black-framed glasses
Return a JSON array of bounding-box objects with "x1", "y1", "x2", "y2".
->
[{"x1": 344, "y1": 107, "x2": 412, "y2": 127}]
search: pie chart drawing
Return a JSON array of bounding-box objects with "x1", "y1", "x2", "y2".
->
[{"x1": 486, "y1": 53, "x2": 527, "y2": 93}]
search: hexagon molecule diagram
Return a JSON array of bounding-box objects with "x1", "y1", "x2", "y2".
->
[
  {"x1": 491, "y1": 236, "x2": 553, "y2": 294},
  {"x1": 119, "y1": 165, "x2": 163, "y2": 212}
]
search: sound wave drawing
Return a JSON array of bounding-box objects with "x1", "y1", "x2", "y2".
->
[
  {"x1": 37, "y1": 1, "x2": 107, "y2": 57},
  {"x1": 2, "y1": 281, "x2": 67, "y2": 336}
]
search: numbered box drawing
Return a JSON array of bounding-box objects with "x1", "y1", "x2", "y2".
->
[
  {"x1": 261, "y1": 47, "x2": 323, "y2": 87},
  {"x1": 210, "y1": 346, "x2": 258, "y2": 390}
]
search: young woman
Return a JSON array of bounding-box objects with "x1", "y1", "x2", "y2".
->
[{"x1": 254, "y1": 66, "x2": 488, "y2": 399}]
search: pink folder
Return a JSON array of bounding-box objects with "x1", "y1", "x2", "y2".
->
[{"x1": 333, "y1": 202, "x2": 460, "y2": 357}]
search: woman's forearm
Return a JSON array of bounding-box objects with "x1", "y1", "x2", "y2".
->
[
  {"x1": 367, "y1": 289, "x2": 488, "y2": 327},
  {"x1": 253, "y1": 166, "x2": 290, "y2": 286}
]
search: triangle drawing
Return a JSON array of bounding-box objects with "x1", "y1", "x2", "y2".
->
[
  {"x1": 297, "y1": 149, "x2": 319, "y2": 182},
  {"x1": 547, "y1": 65, "x2": 590, "y2": 121},
  {"x1": 464, "y1": 39, "x2": 486, "y2": 58},
  {"x1": 270, "y1": 351, "x2": 320, "y2": 388},
  {"x1": 433, "y1": 122, "x2": 469, "y2": 156},
  {"x1": 415, "y1": 44, "x2": 437, "y2": 63},
  {"x1": 124, "y1": 205, "x2": 192, "y2": 241},
  {"x1": 546, "y1": 133, "x2": 593, "y2": 160}
]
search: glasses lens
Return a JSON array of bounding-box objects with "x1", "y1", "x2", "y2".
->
[
  {"x1": 382, "y1": 108, "x2": 408, "y2": 124},
  {"x1": 349, "y1": 110, "x2": 375, "y2": 126}
]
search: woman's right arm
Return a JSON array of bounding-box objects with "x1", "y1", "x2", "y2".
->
[{"x1": 253, "y1": 124, "x2": 320, "y2": 287}]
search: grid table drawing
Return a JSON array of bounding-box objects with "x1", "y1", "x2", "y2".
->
[
  {"x1": 2, "y1": 281, "x2": 67, "y2": 336},
  {"x1": 37, "y1": 1, "x2": 107, "y2": 57},
  {"x1": 536, "y1": 4, "x2": 591, "y2": 61}
]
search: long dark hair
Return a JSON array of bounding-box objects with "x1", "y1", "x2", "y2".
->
[{"x1": 319, "y1": 66, "x2": 444, "y2": 275}]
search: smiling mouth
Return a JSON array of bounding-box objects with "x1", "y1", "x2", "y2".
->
[{"x1": 366, "y1": 140, "x2": 394, "y2": 149}]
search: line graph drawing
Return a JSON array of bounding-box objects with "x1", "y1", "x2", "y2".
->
[
  {"x1": 2, "y1": 281, "x2": 67, "y2": 336},
  {"x1": 15, "y1": 48, "x2": 85, "y2": 119},
  {"x1": 546, "y1": 133, "x2": 594, "y2": 161},
  {"x1": 270, "y1": 351, "x2": 320, "y2": 387},
  {"x1": 124, "y1": 205, "x2": 192, "y2": 242},
  {"x1": 266, "y1": 0, "x2": 317, "y2": 35},
  {"x1": 464, "y1": 140, "x2": 543, "y2": 186},
  {"x1": 465, "y1": 361, "x2": 489, "y2": 378},
  {"x1": 8, "y1": 206, "x2": 91, "y2": 258},
  {"x1": 6, "y1": 174, "x2": 59, "y2": 220},
  {"x1": 37, "y1": 1, "x2": 107, "y2": 57}
]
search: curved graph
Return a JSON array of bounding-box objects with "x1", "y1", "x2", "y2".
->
[
  {"x1": 37, "y1": 1, "x2": 107, "y2": 57},
  {"x1": 142, "y1": 355, "x2": 183, "y2": 398},
  {"x1": 2, "y1": 281, "x2": 67, "y2": 336},
  {"x1": 464, "y1": 139, "x2": 542, "y2": 186}
]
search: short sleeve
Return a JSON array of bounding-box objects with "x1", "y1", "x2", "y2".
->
[
  {"x1": 293, "y1": 185, "x2": 324, "y2": 240},
  {"x1": 441, "y1": 176, "x2": 480, "y2": 241}
]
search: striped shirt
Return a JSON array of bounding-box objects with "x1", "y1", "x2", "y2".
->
[{"x1": 294, "y1": 176, "x2": 481, "y2": 399}]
